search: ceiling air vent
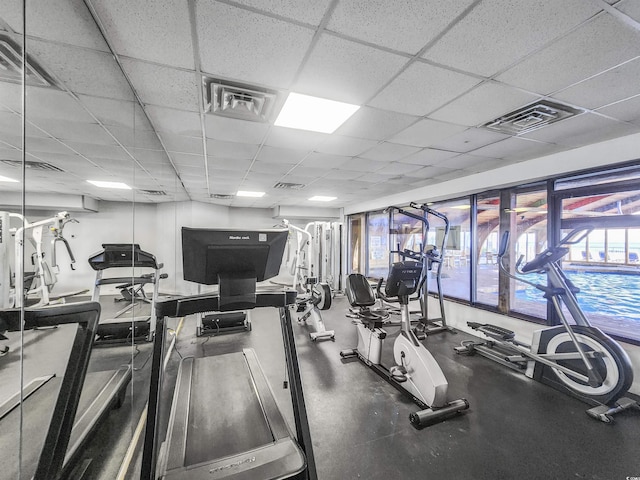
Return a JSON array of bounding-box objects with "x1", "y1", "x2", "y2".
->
[
  {"x1": 210, "y1": 193, "x2": 235, "y2": 200},
  {"x1": 274, "y1": 182, "x2": 306, "y2": 190},
  {"x1": 481, "y1": 100, "x2": 583, "y2": 135},
  {"x1": 1, "y1": 159, "x2": 64, "y2": 172},
  {"x1": 0, "y1": 34, "x2": 58, "y2": 88},
  {"x1": 204, "y1": 78, "x2": 278, "y2": 123},
  {"x1": 138, "y1": 189, "x2": 166, "y2": 196}
]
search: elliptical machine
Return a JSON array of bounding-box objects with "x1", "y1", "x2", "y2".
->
[
  {"x1": 455, "y1": 227, "x2": 639, "y2": 423},
  {"x1": 341, "y1": 260, "x2": 469, "y2": 428}
]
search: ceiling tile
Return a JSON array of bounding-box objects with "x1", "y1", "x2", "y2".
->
[
  {"x1": 0, "y1": 82, "x2": 22, "y2": 112},
  {"x1": 302, "y1": 152, "x2": 351, "y2": 169},
  {"x1": 146, "y1": 106, "x2": 202, "y2": 136},
  {"x1": 597, "y1": 95, "x2": 640, "y2": 124},
  {"x1": 255, "y1": 145, "x2": 307, "y2": 164},
  {"x1": 356, "y1": 172, "x2": 393, "y2": 183},
  {"x1": 206, "y1": 139, "x2": 260, "y2": 159},
  {"x1": 294, "y1": 34, "x2": 408, "y2": 104},
  {"x1": 250, "y1": 160, "x2": 294, "y2": 174},
  {"x1": 1, "y1": 0, "x2": 109, "y2": 51},
  {"x1": 388, "y1": 118, "x2": 468, "y2": 148},
  {"x1": 0, "y1": 112, "x2": 47, "y2": 138},
  {"x1": 335, "y1": 107, "x2": 418, "y2": 140},
  {"x1": 24, "y1": 87, "x2": 94, "y2": 122},
  {"x1": 435, "y1": 153, "x2": 498, "y2": 171},
  {"x1": 196, "y1": 1, "x2": 314, "y2": 89},
  {"x1": 130, "y1": 148, "x2": 172, "y2": 165},
  {"x1": 205, "y1": 116, "x2": 270, "y2": 144},
  {"x1": 65, "y1": 142, "x2": 132, "y2": 161},
  {"x1": 25, "y1": 136, "x2": 76, "y2": 155},
  {"x1": 314, "y1": 135, "x2": 378, "y2": 156},
  {"x1": 375, "y1": 162, "x2": 424, "y2": 175},
  {"x1": 328, "y1": 0, "x2": 475, "y2": 54},
  {"x1": 26, "y1": 39, "x2": 134, "y2": 101},
  {"x1": 287, "y1": 165, "x2": 329, "y2": 178},
  {"x1": 171, "y1": 152, "x2": 203, "y2": 166},
  {"x1": 228, "y1": 0, "x2": 332, "y2": 25},
  {"x1": 121, "y1": 59, "x2": 200, "y2": 111},
  {"x1": 497, "y1": 13, "x2": 640, "y2": 95},
  {"x1": 369, "y1": 62, "x2": 481, "y2": 116},
  {"x1": 618, "y1": 1, "x2": 640, "y2": 21},
  {"x1": 106, "y1": 126, "x2": 163, "y2": 150},
  {"x1": 424, "y1": 0, "x2": 599, "y2": 77},
  {"x1": 470, "y1": 136, "x2": 558, "y2": 159},
  {"x1": 264, "y1": 126, "x2": 328, "y2": 151},
  {"x1": 552, "y1": 58, "x2": 640, "y2": 109},
  {"x1": 322, "y1": 169, "x2": 364, "y2": 180},
  {"x1": 340, "y1": 157, "x2": 387, "y2": 172},
  {"x1": 208, "y1": 157, "x2": 253, "y2": 172},
  {"x1": 359, "y1": 142, "x2": 421, "y2": 162},
  {"x1": 31, "y1": 120, "x2": 116, "y2": 145},
  {"x1": 159, "y1": 133, "x2": 203, "y2": 154},
  {"x1": 91, "y1": 0, "x2": 194, "y2": 69},
  {"x1": 521, "y1": 112, "x2": 640, "y2": 147},
  {"x1": 429, "y1": 82, "x2": 539, "y2": 127},
  {"x1": 398, "y1": 148, "x2": 459, "y2": 166},
  {"x1": 77, "y1": 95, "x2": 139, "y2": 129},
  {"x1": 430, "y1": 128, "x2": 510, "y2": 153}
]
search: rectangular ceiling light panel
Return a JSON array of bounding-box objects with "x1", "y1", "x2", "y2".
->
[
  {"x1": 205, "y1": 78, "x2": 278, "y2": 123},
  {"x1": 275, "y1": 93, "x2": 360, "y2": 134},
  {"x1": 482, "y1": 100, "x2": 583, "y2": 136}
]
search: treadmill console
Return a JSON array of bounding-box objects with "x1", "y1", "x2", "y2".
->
[{"x1": 88, "y1": 243, "x2": 159, "y2": 270}]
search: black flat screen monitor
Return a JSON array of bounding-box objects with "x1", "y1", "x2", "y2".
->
[{"x1": 182, "y1": 227, "x2": 288, "y2": 285}]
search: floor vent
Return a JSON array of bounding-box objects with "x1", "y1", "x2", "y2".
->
[
  {"x1": 204, "y1": 78, "x2": 279, "y2": 123},
  {"x1": 1, "y1": 159, "x2": 64, "y2": 172},
  {"x1": 0, "y1": 34, "x2": 58, "y2": 88},
  {"x1": 274, "y1": 182, "x2": 306, "y2": 190},
  {"x1": 138, "y1": 189, "x2": 166, "y2": 196},
  {"x1": 481, "y1": 100, "x2": 583, "y2": 135},
  {"x1": 210, "y1": 193, "x2": 235, "y2": 200}
]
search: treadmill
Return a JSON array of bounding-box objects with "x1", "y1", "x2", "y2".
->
[
  {"x1": 0, "y1": 302, "x2": 132, "y2": 479},
  {"x1": 141, "y1": 227, "x2": 317, "y2": 480},
  {"x1": 89, "y1": 243, "x2": 166, "y2": 343}
]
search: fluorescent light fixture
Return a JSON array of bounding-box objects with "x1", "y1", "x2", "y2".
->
[
  {"x1": 275, "y1": 93, "x2": 359, "y2": 134},
  {"x1": 0, "y1": 175, "x2": 18, "y2": 183},
  {"x1": 236, "y1": 190, "x2": 265, "y2": 198},
  {"x1": 309, "y1": 196, "x2": 337, "y2": 202},
  {"x1": 87, "y1": 180, "x2": 131, "y2": 190}
]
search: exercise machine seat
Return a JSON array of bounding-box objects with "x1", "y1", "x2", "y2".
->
[{"x1": 346, "y1": 274, "x2": 376, "y2": 307}]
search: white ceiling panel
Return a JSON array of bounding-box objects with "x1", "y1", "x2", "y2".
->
[
  {"x1": 121, "y1": 59, "x2": 199, "y2": 111},
  {"x1": 430, "y1": 128, "x2": 510, "y2": 153},
  {"x1": 25, "y1": 136, "x2": 76, "y2": 154},
  {"x1": 130, "y1": 148, "x2": 171, "y2": 165},
  {"x1": 204, "y1": 116, "x2": 270, "y2": 145},
  {"x1": 521, "y1": 113, "x2": 640, "y2": 147},
  {"x1": 3, "y1": 0, "x2": 108, "y2": 51},
  {"x1": 302, "y1": 152, "x2": 351, "y2": 169},
  {"x1": 264, "y1": 127, "x2": 328, "y2": 151},
  {"x1": 375, "y1": 162, "x2": 424, "y2": 175},
  {"x1": 65, "y1": 142, "x2": 131, "y2": 161},
  {"x1": 322, "y1": 169, "x2": 365, "y2": 180},
  {"x1": 552, "y1": 58, "x2": 640, "y2": 110},
  {"x1": 359, "y1": 142, "x2": 421, "y2": 162},
  {"x1": 429, "y1": 82, "x2": 539, "y2": 127},
  {"x1": 250, "y1": 161, "x2": 294, "y2": 175},
  {"x1": 388, "y1": 118, "x2": 467, "y2": 148},
  {"x1": 228, "y1": 0, "x2": 332, "y2": 25},
  {"x1": 146, "y1": 106, "x2": 202, "y2": 136},
  {"x1": 423, "y1": 0, "x2": 599, "y2": 77},
  {"x1": 369, "y1": 62, "x2": 481, "y2": 116},
  {"x1": 287, "y1": 165, "x2": 329, "y2": 178},
  {"x1": 106, "y1": 126, "x2": 163, "y2": 150},
  {"x1": 398, "y1": 148, "x2": 459, "y2": 166},
  {"x1": 340, "y1": 157, "x2": 386, "y2": 172},
  {"x1": 335, "y1": 107, "x2": 418, "y2": 141},
  {"x1": 24, "y1": 87, "x2": 94, "y2": 122},
  {"x1": 31, "y1": 119, "x2": 116, "y2": 145},
  {"x1": 206, "y1": 139, "x2": 260, "y2": 159},
  {"x1": 294, "y1": 34, "x2": 408, "y2": 104},
  {"x1": 196, "y1": 1, "x2": 314, "y2": 90},
  {"x1": 497, "y1": 13, "x2": 640, "y2": 95},
  {"x1": 256, "y1": 145, "x2": 308, "y2": 164},
  {"x1": 618, "y1": 1, "x2": 640, "y2": 20},
  {"x1": 207, "y1": 157, "x2": 253, "y2": 172},
  {"x1": 0, "y1": 112, "x2": 47, "y2": 138},
  {"x1": 597, "y1": 95, "x2": 640, "y2": 124},
  {"x1": 0, "y1": 81, "x2": 22, "y2": 112},
  {"x1": 157, "y1": 133, "x2": 203, "y2": 155},
  {"x1": 356, "y1": 172, "x2": 395, "y2": 183},
  {"x1": 314, "y1": 135, "x2": 378, "y2": 156},
  {"x1": 171, "y1": 152, "x2": 203, "y2": 167},
  {"x1": 91, "y1": 0, "x2": 194, "y2": 69},
  {"x1": 470, "y1": 136, "x2": 559, "y2": 159},
  {"x1": 77, "y1": 95, "x2": 139, "y2": 129},
  {"x1": 438, "y1": 153, "x2": 500, "y2": 172},
  {"x1": 328, "y1": 0, "x2": 475, "y2": 55},
  {"x1": 26, "y1": 39, "x2": 134, "y2": 101}
]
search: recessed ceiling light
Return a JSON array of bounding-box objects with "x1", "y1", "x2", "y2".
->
[
  {"x1": 0, "y1": 175, "x2": 18, "y2": 183},
  {"x1": 309, "y1": 196, "x2": 337, "y2": 202},
  {"x1": 275, "y1": 93, "x2": 359, "y2": 134},
  {"x1": 87, "y1": 180, "x2": 131, "y2": 190},
  {"x1": 237, "y1": 190, "x2": 265, "y2": 197}
]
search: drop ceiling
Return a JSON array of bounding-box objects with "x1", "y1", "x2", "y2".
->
[{"x1": 0, "y1": 0, "x2": 639, "y2": 209}]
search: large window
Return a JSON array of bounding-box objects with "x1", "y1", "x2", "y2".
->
[{"x1": 346, "y1": 162, "x2": 640, "y2": 344}]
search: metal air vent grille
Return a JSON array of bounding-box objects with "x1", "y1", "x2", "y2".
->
[
  {"x1": 1, "y1": 159, "x2": 64, "y2": 172},
  {"x1": 273, "y1": 182, "x2": 306, "y2": 190},
  {"x1": 211, "y1": 193, "x2": 235, "y2": 200},
  {"x1": 481, "y1": 100, "x2": 583, "y2": 135},
  {"x1": 204, "y1": 78, "x2": 278, "y2": 123},
  {"x1": 0, "y1": 34, "x2": 58, "y2": 88},
  {"x1": 138, "y1": 189, "x2": 167, "y2": 196}
]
